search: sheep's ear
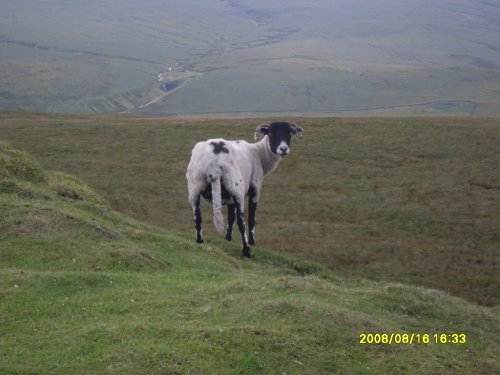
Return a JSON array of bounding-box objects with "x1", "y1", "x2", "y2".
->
[
  {"x1": 289, "y1": 122, "x2": 304, "y2": 138},
  {"x1": 254, "y1": 122, "x2": 271, "y2": 140}
]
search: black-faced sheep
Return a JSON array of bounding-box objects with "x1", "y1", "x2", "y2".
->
[{"x1": 186, "y1": 121, "x2": 303, "y2": 257}]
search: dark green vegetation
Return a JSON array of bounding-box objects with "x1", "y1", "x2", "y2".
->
[
  {"x1": 1, "y1": 0, "x2": 500, "y2": 115},
  {"x1": 1, "y1": 112, "x2": 499, "y2": 308},
  {"x1": 1, "y1": 122, "x2": 499, "y2": 374}
]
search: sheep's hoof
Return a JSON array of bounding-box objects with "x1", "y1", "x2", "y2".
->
[
  {"x1": 196, "y1": 238, "x2": 204, "y2": 244},
  {"x1": 242, "y1": 247, "x2": 252, "y2": 258},
  {"x1": 225, "y1": 234, "x2": 232, "y2": 241}
]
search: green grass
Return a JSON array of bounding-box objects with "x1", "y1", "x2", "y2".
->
[
  {"x1": 1, "y1": 112, "x2": 499, "y2": 307},
  {"x1": 1, "y1": 138, "x2": 499, "y2": 373}
]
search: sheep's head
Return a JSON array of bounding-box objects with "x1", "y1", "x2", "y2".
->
[{"x1": 255, "y1": 121, "x2": 303, "y2": 156}]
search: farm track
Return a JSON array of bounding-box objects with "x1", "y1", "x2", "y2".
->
[{"x1": 124, "y1": 80, "x2": 191, "y2": 113}]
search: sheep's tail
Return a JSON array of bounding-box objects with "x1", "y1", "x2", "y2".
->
[{"x1": 210, "y1": 175, "x2": 225, "y2": 232}]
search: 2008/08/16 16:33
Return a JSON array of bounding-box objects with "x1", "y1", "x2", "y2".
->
[{"x1": 359, "y1": 333, "x2": 467, "y2": 345}]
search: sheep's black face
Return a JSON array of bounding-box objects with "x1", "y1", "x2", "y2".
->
[{"x1": 256, "y1": 122, "x2": 303, "y2": 156}]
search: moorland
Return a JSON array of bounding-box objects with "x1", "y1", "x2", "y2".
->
[
  {"x1": 1, "y1": 0, "x2": 500, "y2": 116},
  {"x1": 1, "y1": 1, "x2": 499, "y2": 372},
  {"x1": 1, "y1": 115, "x2": 499, "y2": 374},
  {"x1": 1, "y1": 111, "x2": 498, "y2": 307}
]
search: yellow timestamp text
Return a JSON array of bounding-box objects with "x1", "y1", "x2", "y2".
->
[{"x1": 359, "y1": 333, "x2": 467, "y2": 345}]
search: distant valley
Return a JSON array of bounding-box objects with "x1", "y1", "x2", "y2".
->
[{"x1": 1, "y1": 0, "x2": 499, "y2": 116}]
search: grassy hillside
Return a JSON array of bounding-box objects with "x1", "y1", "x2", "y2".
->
[
  {"x1": 1, "y1": 112, "x2": 499, "y2": 308},
  {"x1": 1, "y1": 138, "x2": 499, "y2": 373}
]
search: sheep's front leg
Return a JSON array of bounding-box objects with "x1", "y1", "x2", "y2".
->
[
  {"x1": 225, "y1": 203, "x2": 236, "y2": 241},
  {"x1": 192, "y1": 196, "x2": 203, "y2": 244},
  {"x1": 248, "y1": 200, "x2": 257, "y2": 246},
  {"x1": 234, "y1": 197, "x2": 251, "y2": 257}
]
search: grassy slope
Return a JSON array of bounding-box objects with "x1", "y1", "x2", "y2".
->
[
  {"x1": 0, "y1": 112, "x2": 498, "y2": 307},
  {"x1": 1, "y1": 137, "x2": 499, "y2": 374}
]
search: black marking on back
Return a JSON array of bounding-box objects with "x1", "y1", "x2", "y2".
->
[{"x1": 210, "y1": 141, "x2": 229, "y2": 155}]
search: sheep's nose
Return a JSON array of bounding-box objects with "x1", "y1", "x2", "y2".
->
[{"x1": 279, "y1": 146, "x2": 288, "y2": 152}]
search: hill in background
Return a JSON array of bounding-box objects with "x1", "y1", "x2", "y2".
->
[
  {"x1": 1, "y1": 136, "x2": 499, "y2": 374},
  {"x1": 1, "y1": 0, "x2": 499, "y2": 116}
]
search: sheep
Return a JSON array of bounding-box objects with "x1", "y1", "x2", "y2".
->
[{"x1": 186, "y1": 121, "x2": 303, "y2": 257}]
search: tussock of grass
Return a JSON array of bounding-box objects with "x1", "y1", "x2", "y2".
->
[
  {"x1": 49, "y1": 171, "x2": 108, "y2": 207},
  {"x1": 1, "y1": 140, "x2": 499, "y2": 373},
  {"x1": 0, "y1": 140, "x2": 46, "y2": 182}
]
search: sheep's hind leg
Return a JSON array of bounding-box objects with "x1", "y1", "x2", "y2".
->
[
  {"x1": 225, "y1": 203, "x2": 236, "y2": 241},
  {"x1": 192, "y1": 196, "x2": 204, "y2": 244},
  {"x1": 234, "y1": 197, "x2": 251, "y2": 257},
  {"x1": 248, "y1": 200, "x2": 257, "y2": 246},
  {"x1": 248, "y1": 186, "x2": 258, "y2": 245}
]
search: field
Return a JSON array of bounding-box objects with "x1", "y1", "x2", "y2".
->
[
  {"x1": 1, "y1": 111, "x2": 499, "y2": 308},
  {"x1": 1, "y1": 0, "x2": 500, "y2": 115},
  {"x1": 1, "y1": 122, "x2": 499, "y2": 374},
  {"x1": 2, "y1": 1, "x2": 499, "y2": 371}
]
